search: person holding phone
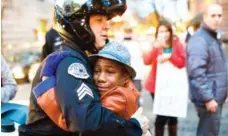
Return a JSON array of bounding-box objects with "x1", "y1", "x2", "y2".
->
[{"x1": 143, "y1": 20, "x2": 186, "y2": 136}]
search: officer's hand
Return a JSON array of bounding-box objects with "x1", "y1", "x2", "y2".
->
[
  {"x1": 41, "y1": 51, "x2": 71, "y2": 77},
  {"x1": 131, "y1": 107, "x2": 149, "y2": 134}
]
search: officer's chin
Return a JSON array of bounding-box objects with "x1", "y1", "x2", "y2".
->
[{"x1": 95, "y1": 40, "x2": 108, "y2": 50}]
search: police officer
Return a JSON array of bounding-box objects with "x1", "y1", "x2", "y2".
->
[
  {"x1": 19, "y1": 0, "x2": 149, "y2": 136},
  {"x1": 41, "y1": 28, "x2": 62, "y2": 60}
]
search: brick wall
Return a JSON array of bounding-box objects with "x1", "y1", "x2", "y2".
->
[
  {"x1": 189, "y1": 0, "x2": 228, "y2": 39},
  {"x1": 218, "y1": 0, "x2": 228, "y2": 39}
]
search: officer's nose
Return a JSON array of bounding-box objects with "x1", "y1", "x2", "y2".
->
[{"x1": 103, "y1": 21, "x2": 109, "y2": 31}]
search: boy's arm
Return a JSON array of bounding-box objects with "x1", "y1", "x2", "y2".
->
[
  {"x1": 40, "y1": 51, "x2": 71, "y2": 77},
  {"x1": 32, "y1": 76, "x2": 69, "y2": 131}
]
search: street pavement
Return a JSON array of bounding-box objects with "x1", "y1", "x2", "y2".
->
[
  {"x1": 2, "y1": 83, "x2": 228, "y2": 136},
  {"x1": 141, "y1": 89, "x2": 228, "y2": 136}
]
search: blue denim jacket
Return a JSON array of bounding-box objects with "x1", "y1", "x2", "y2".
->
[{"x1": 186, "y1": 25, "x2": 228, "y2": 105}]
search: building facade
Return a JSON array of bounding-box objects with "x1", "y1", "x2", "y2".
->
[
  {"x1": 1, "y1": 0, "x2": 53, "y2": 48},
  {"x1": 189, "y1": 0, "x2": 228, "y2": 39}
]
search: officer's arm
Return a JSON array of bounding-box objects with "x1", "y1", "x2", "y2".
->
[{"x1": 55, "y1": 57, "x2": 142, "y2": 135}]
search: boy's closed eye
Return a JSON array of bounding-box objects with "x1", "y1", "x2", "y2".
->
[{"x1": 106, "y1": 68, "x2": 116, "y2": 74}]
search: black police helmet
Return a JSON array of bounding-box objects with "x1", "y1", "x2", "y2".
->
[{"x1": 53, "y1": 0, "x2": 127, "y2": 52}]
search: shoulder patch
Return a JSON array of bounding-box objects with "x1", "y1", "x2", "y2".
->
[
  {"x1": 68, "y1": 63, "x2": 89, "y2": 79},
  {"x1": 76, "y1": 83, "x2": 94, "y2": 101}
]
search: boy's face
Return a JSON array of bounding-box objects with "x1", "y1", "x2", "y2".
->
[{"x1": 93, "y1": 58, "x2": 128, "y2": 94}]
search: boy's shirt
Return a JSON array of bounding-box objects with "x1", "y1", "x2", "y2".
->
[{"x1": 100, "y1": 80, "x2": 139, "y2": 120}]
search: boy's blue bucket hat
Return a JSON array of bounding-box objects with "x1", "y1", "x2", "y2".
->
[{"x1": 89, "y1": 41, "x2": 136, "y2": 79}]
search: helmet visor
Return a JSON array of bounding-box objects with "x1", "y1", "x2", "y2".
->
[
  {"x1": 87, "y1": 0, "x2": 127, "y2": 18},
  {"x1": 105, "y1": 0, "x2": 127, "y2": 19},
  {"x1": 55, "y1": 0, "x2": 87, "y2": 17},
  {"x1": 56, "y1": 0, "x2": 126, "y2": 18}
]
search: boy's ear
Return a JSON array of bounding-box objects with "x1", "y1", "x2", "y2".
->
[
  {"x1": 123, "y1": 73, "x2": 131, "y2": 85},
  {"x1": 121, "y1": 67, "x2": 131, "y2": 85}
]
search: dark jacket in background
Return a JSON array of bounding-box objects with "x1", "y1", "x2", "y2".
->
[{"x1": 186, "y1": 24, "x2": 228, "y2": 105}]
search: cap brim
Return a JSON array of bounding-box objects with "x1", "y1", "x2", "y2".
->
[{"x1": 89, "y1": 54, "x2": 136, "y2": 79}]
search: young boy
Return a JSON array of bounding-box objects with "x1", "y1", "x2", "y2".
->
[
  {"x1": 33, "y1": 42, "x2": 141, "y2": 131},
  {"x1": 89, "y1": 42, "x2": 139, "y2": 119}
]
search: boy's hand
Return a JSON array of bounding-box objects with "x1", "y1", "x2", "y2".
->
[{"x1": 40, "y1": 51, "x2": 71, "y2": 77}]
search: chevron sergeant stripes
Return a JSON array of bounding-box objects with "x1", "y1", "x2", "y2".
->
[{"x1": 77, "y1": 83, "x2": 94, "y2": 101}]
